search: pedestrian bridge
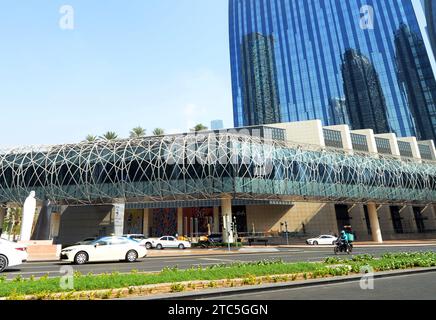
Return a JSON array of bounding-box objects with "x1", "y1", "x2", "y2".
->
[{"x1": 0, "y1": 132, "x2": 435, "y2": 206}]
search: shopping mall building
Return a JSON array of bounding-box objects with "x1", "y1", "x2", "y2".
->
[{"x1": 0, "y1": 120, "x2": 436, "y2": 244}]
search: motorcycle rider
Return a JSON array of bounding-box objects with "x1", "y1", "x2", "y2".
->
[{"x1": 338, "y1": 230, "x2": 349, "y2": 251}]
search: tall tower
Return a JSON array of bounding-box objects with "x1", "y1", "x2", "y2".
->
[
  {"x1": 395, "y1": 23, "x2": 436, "y2": 141},
  {"x1": 229, "y1": 0, "x2": 436, "y2": 139},
  {"x1": 425, "y1": 0, "x2": 436, "y2": 57},
  {"x1": 240, "y1": 32, "x2": 281, "y2": 126},
  {"x1": 341, "y1": 49, "x2": 391, "y2": 134}
]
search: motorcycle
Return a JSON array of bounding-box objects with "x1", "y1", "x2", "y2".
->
[{"x1": 334, "y1": 240, "x2": 353, "y2": 255}]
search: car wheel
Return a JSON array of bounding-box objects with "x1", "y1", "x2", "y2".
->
[
  {"x1": 0, "y1": 255, "x2": 8, "y2": 273},
  {"x1": 313, "y1": 241, "x2": 318, "y2": 246},
  {"x1": 126, "y1": 250, "x2": 138, "y2": 262},
  {"x1": 145, "y1": 242, "x2": 152, "y2": 249},
  {"x1": 156, "y1": 244, "x2": 163, "y2": 250},
  {"x1": 178, "y1": 243, "x2": 185, "y2": 250},
  {"x1": 74, "y1": 251, "x2": 88, "y2": 265}
]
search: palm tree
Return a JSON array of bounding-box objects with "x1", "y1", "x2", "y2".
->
[
  {"x1": 130, "y1": 126, "x2": 146, "y2": 139},
  {"x1": 85, "y1": 135, "x2": 98, "y2": 143},
  {"x1": 152, "y1": 128, "x2": 165, "y2": 136},
  {"x1": 101, "y1": 131, "x2": 119, "y2": 141},
  {"x1": 191, "y1": 124, "x2": 208, "y2": 132}
]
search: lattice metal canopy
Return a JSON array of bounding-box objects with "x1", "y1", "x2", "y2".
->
[{"x1": 0, "y1": 133, "x2": 435, "y2": 206}]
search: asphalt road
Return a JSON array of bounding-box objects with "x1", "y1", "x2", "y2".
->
[
  {"x1": 3, "y1": 245, "x2": 436, "y2": 280},
  {"x1": 201, "y1": 271, "x2": 436, "y2": 300}
]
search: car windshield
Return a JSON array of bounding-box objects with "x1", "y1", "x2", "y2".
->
[{"x1": 91, "y1": 237, "x2": 137, "y2": 245}]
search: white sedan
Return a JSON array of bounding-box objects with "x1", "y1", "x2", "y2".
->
[
  {"x1": 61, "y1": 236, "x2": 147, "y2": 265},
  {"x1": 144, "y1": 236, "x2": 191, "y2": 250},
  {"x1": 0, "y1": 238, "x2": 28, "y2": 272},
  {"x1": 306, "y1": 235, "x2": 338, "y2": 245}
]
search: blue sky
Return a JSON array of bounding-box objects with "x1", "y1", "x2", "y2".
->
[{"x1": 0, "y1": 0, "x2": 232, "y2": 146}]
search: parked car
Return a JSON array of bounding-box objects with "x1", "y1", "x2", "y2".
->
[
  {"x1": 0, "y1": 238, "x2": 28, "y2": 272},
  {"x1": 206, "y1": 233, "x2": 223, "y2": 244},
  {"x1": 149, "y1": 236, "x2": 191, "y2": 250},
  {"x1": 306, "y1": 235, "x2": 338, "y2": 245},
  {"x1": 61, "y1": 236, "x2": 147, "y2": 265},
  {"x1": 75, "y1": 237, "x2": 97, "y2": 245},
  {"x1": 123, "y1": 234, "x2": 147, "y2": 242}
]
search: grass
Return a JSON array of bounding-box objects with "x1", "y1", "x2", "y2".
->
[{"x1": 1, "y1": 252, "x2": 436, "y2": 299}]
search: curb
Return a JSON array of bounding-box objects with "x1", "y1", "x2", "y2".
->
[{"x1": 131, "y1": 267, "x2": 436, "y2": 300}]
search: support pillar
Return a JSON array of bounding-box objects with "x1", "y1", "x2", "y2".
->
[
  {"x1": 422, "y1": 205, "x2": 436, "y2": 230},
  {"x1": 0, "y1": 207, "x2": 5, "y2": 236},
  {"x1": 368, "y1": 203, "x2": 383, "y2": 243},
  {"x1": 221, "y1": 198, "x2": 234, "y2": 243},
  {"x1": 112, "y1": 203, "x2": 125, "y2": 236},
  {"x1": 50, "y1": 212, "x2": 61, "y2": 240},
  {"x1": 213, "y1": 207, "x2": 219, "y2": 233},
  {"x1": 177, "y1": 208, "x2": 183, "y2": 236}
]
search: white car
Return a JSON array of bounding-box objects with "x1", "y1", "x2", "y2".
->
[
  {"x1": 145, "y1": 236, "x2": 191, "y2": 250},
  {"x1": 306, "y1": 235, "x2": 338, "y2": 245},
  {"x1": 0, "y1": 238, "x2": 28, "y2": 272},
  {"x1": 61, "y1": 236, "x2": 147, "y2": 265}
]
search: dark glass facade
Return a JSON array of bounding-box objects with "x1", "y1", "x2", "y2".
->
[
  {"x1": 425, "y1": 0, "x2": 436, "y2": 57},
  {"x1": 341, "y1": 49, "x2": 391, "y2": 133},
  {"x1": 229, "y1": 0, "x2": 436, "y2": 139},
  {"x1": 395, "y1": 23, "x2": 436, "y2": 141},
  {"x1": 241, "y1": 32, "x2": 281, "y2": 125}
]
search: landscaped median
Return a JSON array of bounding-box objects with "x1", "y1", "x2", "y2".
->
[{"x1": 2, "y1": 251, "x2": 436, "y2": 300}]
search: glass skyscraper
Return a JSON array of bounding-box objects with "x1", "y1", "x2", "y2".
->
[
  {"x1": 424, "y1": 0, "x2": 436, "y2": 56},
  {"x1": 341, "y1": 49, "x2": 391, "y2": 134},
  {"x1": 229, "y1": 0, "x2": 436, "y2": 140}
]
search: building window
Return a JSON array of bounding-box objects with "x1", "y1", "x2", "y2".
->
[
  {"x1": 323, "y1": 129, "x2": 343, "y2": 149},
  {"x1": 418, "y1": 144, "x2": 433, "y2": 160},
  {"x1": 351, "y1": 133, "x2": 369, "y2": 152},
  {"x1": 398, "y1": 141, "x2": 413, "y2": 158},
  {"x1": 375, "y1": 137, "x2": 392, "y2": 154}
]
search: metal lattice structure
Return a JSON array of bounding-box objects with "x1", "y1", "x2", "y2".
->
[{"x1": 0, "y1": 133, "x2": 435, "y2": 206}]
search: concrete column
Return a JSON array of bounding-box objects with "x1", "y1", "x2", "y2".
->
[
  {"x1": 142, "y1": 208, "x2": 150, "y2": 237},
  {"x1": 50, "y1": 212, "x2": 61, "y2": 239},
  {"x1": 112, "y1": 203, "x2": 125, "y2": 236},
  {"x1": 422, "y1": 205, "x2": 436, "y2": 230},
  {"x1": 221, "y1": 198, "x2": 234, "y2": 243},
  {"x1": 213, "y1": 207, "x2": 220, "y2": 233},
  {"x1": 0, "y1": 207, "x2": 5, "y2": 236},
  {"x1": 177, "y1": 208, "x2": 183, "y2": 236},
  {"x1": 367, "y1": 203, "x2": 383, "y2": 243}
]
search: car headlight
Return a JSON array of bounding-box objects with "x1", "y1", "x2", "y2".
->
[{"x1": 62, "y1": 249, "x2": 73, "y2": 253}]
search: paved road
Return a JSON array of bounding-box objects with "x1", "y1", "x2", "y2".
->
[
  {"x1": 3, "y1": 245, "x2": 436, "y2": 280},
  {"x1": 201, "y1": 271, "x2": 436, "y2": 300}
]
